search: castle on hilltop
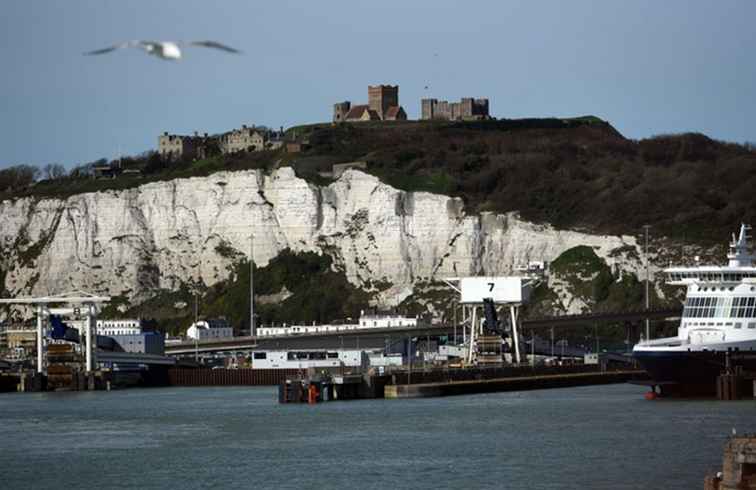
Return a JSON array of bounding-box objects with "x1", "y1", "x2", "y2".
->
[
  {"x1": 421, "y1": 97, "x2": 490, "y2": 121},
  {"x1": 333, "y1": 85, "x2": 407, "y2": 122}
]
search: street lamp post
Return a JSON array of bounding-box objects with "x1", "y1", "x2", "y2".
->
[
  {"x1": 453, "y1": 302, "x2": 457, "y2": 344},
  {"x1": 194, "y1": 292, "x2": 199, "y2": 362},
  {"x1": 644, "y1": 225, "x2": 651, "y2": 341}
]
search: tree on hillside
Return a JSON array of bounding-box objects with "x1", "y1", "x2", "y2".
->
[
  {"x1": 69, "y1": 158, "x2": 107, "y2": 179},
  {"x1": 0, "y1": 165, "x2": 39, "y2": 191},
  {"x1": 41, "y1": 163, "x2": 67, "y2": 180}
]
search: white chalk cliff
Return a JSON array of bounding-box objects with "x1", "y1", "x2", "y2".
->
[{"x1": 0, "y1": 168, "x2": 650, "y2": 313}]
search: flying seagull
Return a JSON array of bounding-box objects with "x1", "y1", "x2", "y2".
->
[{"x1": 84, "y1": 40, "x2": 241, "y2": 60}]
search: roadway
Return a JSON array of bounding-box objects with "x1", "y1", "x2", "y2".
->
[
  {"x1": 97, "y1": 350, "x2": 176, "y2": 366},
  {"x1": 166, "y1": 326, "x2": 434, "y2": 355},
  {"x1": 164, "y1": 307, "x2": 682, "y2": 356}
]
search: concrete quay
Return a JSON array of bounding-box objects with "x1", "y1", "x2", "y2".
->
[
  {"x1": 279, "y1": 366, "x2": 646, "y2": 403},
  {"x1": 384, "y1": 370, "x2": 643, "y2": 399}
]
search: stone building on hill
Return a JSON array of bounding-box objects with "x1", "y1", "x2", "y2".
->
[
  {"x1": 220, "y1": 125, "x2": 266, "y2": 154},
  {"x1": 333, "y1": 84, "x2": 407, "y2": 123},
  {"x1": 220, "y1": 125, "x2": 285, "y2": 154},
  {"x1": 421, "y1": 97, "x2": 490, "y2": 121},
  {"x1": 158, "y1": 125, "x2": 284, "y2": 160},
  {"x1": 158, "y1": 132, "x2": 213, "y2": 161}
]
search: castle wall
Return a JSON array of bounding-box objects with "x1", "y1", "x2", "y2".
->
[{"x1": 420, "y1": 97, "x2": 490, "y2": 121}]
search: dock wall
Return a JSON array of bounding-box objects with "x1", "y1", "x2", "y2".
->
[
  {"x1": 384, "y1": 370, "x2": 642, "y2": 398},
  {"x1": 168, "y1": 368, "x2": 300, "y2": 386},
  {"x1": 388, "y1": 364, "x2": 630, "y2": 385}
]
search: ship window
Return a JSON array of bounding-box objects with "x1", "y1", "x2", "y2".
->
[
  {"x1": 749, "y1": 323, "x2": 756, "y2": 329},
  {"x1": 735, "y1": 323, "x2": 742, "y2": 329}
]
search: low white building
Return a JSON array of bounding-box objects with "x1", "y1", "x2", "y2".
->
[
  {"x1": 64, "y1": 318, "x2": 143, "y2": 337},
  {"x1": 438, "y1": 344, "x2": 466, "y2": 359},
  {"x1": 186, "y1": 319, "x2": 233, "y2": 341},
  {"x1": 256, "y1": 312, "x2": 418, "y2": 337},
  {"x1": 251, "y1": 349, "x2": 366, "y2": 369},
  {"x1": 97, "y1": 319, "x2": 143, "y2": 336},
  {"x1": 366, "y1": 352, "x2": 404, "y2": 368},
  {"x1": 359, "y1": 313, "x2": 417, "y2": 329}
]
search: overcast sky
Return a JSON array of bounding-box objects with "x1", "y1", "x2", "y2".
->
[{"x1": 2, "y1": 0, "x2": 755, "y2": 169}]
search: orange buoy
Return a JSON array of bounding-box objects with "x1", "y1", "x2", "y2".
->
[
  {"x1": 644, "y1": 391, "x2": 657, "y2": 400},
  {"x1": 308, "y1": 384, "x2": 319, "y2": 404}
]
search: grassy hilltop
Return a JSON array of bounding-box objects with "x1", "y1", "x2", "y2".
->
[{"x1": 288, "y1": 118, "x2": 756, "y2": 242}]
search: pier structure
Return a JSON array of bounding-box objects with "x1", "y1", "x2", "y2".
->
[
  {"x1": 705, "y1": 434, "x2": 756, "y2": 489},
  {"x1": 0, "y1": 292, "x2": 110, "y2": 375},
  {"x1": 443, "y1": 272, "x2": 542, "y2": 366}
]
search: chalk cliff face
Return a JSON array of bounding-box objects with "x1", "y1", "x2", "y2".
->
[{"x1": 0, "y1": 168, "x2": 650, "y2": 313}]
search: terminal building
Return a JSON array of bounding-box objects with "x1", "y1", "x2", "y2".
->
[
  {"x1": 251, "y1": 349, "x2": 366, "y2": 370},
  {"x1": 250, "y1": 349, "x2": 409, "y2": 370},
  {"x1": 96, "y1": 319, "x2": 144, "y2": 336},
  {"x1": 111, "y1": 331, "x2": 165, "y2": 356}
]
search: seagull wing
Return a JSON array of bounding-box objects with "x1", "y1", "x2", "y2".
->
[
  {"x1": 83, "y1": 41, "x2": 140, "y2": 56},
  {"x1": 188, "y1": 40, "x2": 241, "y2": 54}
]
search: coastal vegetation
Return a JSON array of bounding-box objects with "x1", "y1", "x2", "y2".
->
[
  {"x1": 3, "y1": 117, "x2": 754, "y2": 242},
  {"x1": 295, "y1": 120, "x2": 756, "y2": 242},
  {"x1": 109, "y1": 249, "x2": 372, "y2": 336}
]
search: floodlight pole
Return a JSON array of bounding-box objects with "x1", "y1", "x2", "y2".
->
[
  {"x1": 36, "y1": 305, "x2": 44, "y2": 374},
  {"x1": 86, "y1": 304, "x2": 95, "y2": 373},
  {"x1": 469, "y1": 306, "x2": 477, "y2": 364},
  {"x1": 510, "y1": 305, "x2": 521, "y2": 364},
  {"x1": 250, "y1": 233, "x2": 255, "y2": 338},
  {"x1": 644, "y1": 225, "x2": 651, "y2": 341}
]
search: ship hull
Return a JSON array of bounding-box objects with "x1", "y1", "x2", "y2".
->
[{"x1": 633, "y1": 349, "x2": 756, "y2": 396}]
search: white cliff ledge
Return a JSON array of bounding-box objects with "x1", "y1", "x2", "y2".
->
[{"x1": 0, "y1": 167, "x2": 644, "y2": 309}]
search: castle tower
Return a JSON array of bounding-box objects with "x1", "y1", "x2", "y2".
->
[
  {"x1": 368, "y1": 85, "x2": 398, "y2": 120},
  {"x1": 421, "y1": 99, "x2": 437, "y2": 120},
  {"x1": 333, "y1": 101, "x2": 351, "y2": 123}
]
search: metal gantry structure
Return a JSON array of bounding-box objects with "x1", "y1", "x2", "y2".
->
[
  {"x1": 0, "y1": 292, "x2": 110, "y2": 374},
  {"x1": 443, "y1": 271, "x2": 543, "y2": 365}
]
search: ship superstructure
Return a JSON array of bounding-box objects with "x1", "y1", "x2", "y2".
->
[{"x1": 633, "y1": 224, "x2": 756, "y2": 394}]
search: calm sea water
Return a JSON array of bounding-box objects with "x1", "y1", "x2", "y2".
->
[{"x1": 0, "y1": 384, "x2": 753, "y2": 489}]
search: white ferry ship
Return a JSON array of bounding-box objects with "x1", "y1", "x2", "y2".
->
[{"x1": 633, "y1": 224, "x2": 756, "y2": 394}]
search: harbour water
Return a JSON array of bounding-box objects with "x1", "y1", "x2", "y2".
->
[{"x1": 1, "y1": 384, "x2": 754, "y2": 489}]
